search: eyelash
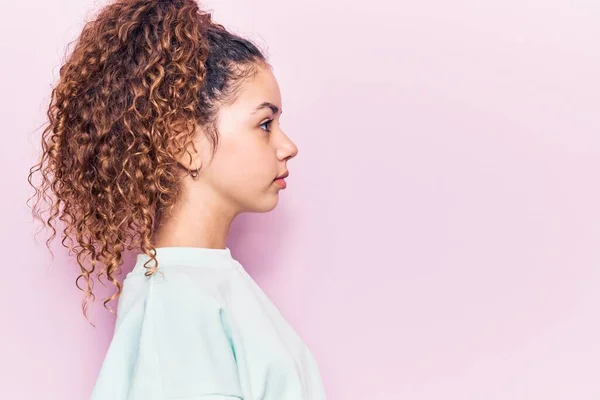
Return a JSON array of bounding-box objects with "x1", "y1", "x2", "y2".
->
[{"x1": 260, "y1": 119, "x2": 274, "y2": 133}]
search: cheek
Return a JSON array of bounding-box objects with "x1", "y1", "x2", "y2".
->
[
  {"x1": 243, "y1": 149, "x2": 272, "y2": 177},
  {"x1": 211, "y1": 138, "x2": 273, "y2": 188}
]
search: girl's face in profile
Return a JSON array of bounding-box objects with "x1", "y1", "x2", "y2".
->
[{"x1": 191, "y1": 64, "x2": 299, "y2": 214}]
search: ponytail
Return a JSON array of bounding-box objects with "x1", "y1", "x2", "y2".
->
[{"x1": 27, "y1": 0, "x2": 267, "y2": 326}]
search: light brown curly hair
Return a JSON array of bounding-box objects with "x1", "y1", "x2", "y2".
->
[{"x1": 27, "y1": 0, "x2": 269, "y2": 326}]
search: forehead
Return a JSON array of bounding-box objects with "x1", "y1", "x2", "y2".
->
[{"x1": 231, "y1": 66, "x2": 282, "y2": 111}]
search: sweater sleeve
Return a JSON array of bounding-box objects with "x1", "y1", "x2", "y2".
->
[
  {"x1": 147, "y1": 271, "x2": 243, "y2": 400},
  {"x1": 89, "y1": 268, "x2": 244, "y2": 400}
]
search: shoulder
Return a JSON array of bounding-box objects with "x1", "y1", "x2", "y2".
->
[
  {"x1": 126, "y1": 261, "x2": 240, "y2": 309},
  {"x1": 110, "y1": 266, "x2": 244, "y2": 399}
]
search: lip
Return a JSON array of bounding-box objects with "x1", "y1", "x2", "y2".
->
[
  {"x1": 274, "y1": 177, "x2": 287, "y2": 189},
  {"x1": 274, "y1": 171, "x2": 288, "y2": 189},
  {"x1": 275, "y1": 171, "x2": 289, "y2": 180}
]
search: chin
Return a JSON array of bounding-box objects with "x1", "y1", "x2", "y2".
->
[{"x1": 250, "y1": 193, "x2": 280, "y2": 213}]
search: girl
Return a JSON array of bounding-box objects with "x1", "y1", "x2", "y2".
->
[{"x1": 27, "y1": 0, "x2": 326, "y2": 398}]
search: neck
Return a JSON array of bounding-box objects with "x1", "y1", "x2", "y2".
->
[{"x1": 151, "y1": 183, "x2": 238, "y2": 250}]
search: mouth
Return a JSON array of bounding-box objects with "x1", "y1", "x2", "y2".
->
[
  {"x1": 275, "y1": 171, "x2": 289, "y2": 180},
  {"x1": 274, "y1": 170, "x2": 289, "y2": 189}
]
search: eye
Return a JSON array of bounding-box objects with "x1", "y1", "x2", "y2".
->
[{"x1": 259, "y1": 119, "x2": 273, "y2": 133}]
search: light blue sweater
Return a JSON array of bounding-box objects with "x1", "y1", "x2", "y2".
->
[{"x1": 90, "y1": 246, "x2": 326, "y2": 400}]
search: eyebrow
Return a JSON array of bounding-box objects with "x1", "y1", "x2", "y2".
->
[{"x1": 252, "y1": 101, "x2": 282, "y2": 115}]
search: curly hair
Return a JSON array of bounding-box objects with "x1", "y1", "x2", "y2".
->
[{"x1": 26, "y1": 0, "x2": 268, "y2": 326}]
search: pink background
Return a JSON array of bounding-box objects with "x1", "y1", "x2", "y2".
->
[{"x1": 2, "y1": 0, "x2": 600, "y2": 398}]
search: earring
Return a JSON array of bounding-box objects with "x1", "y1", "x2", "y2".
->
[
  {"x1": 190, "y1": 161, "x2": 200, "y2": 179},
  {"x1": 176, "y1": 160, "x2": 201, "y2": 178}
]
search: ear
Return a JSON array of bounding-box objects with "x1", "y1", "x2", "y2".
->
[
  {"x1": 174, "y1": 123, "x2": 208, "y2": 171},
  {"x1": 176, "y1": 145, "x2": 202, "y2": 171}
]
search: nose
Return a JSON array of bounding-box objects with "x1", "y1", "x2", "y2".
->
[
  {"x1": 278, "y1": 133, "x2": 299, "y2": 160},
  {"x1": 287, "y1": 139, "x2": 298, "y2": 159}
]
